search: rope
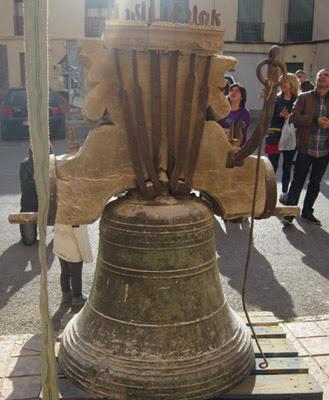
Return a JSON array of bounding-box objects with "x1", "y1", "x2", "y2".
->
[
  {"x1": 241, "y1": 140, "x2": 268, "y2": 370},
  {"x1": 24, "y1": 1, "x2": 59, "y2": 398}
]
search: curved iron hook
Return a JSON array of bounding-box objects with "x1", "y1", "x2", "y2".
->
[{"x1": 226, "y1": 45, "x2": 287, "y2": 168}]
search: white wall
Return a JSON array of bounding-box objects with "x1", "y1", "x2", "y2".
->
[
  {"x1": 0, "y1": 0, "x2": 14, "y2": 36},
  {"x1": 49, "y1": 0, "x2": 85, "y2": 39},
  {"x1": 224, "y1": 51, "x2": 267, "y2": 110},
  {"x1": 313, "y1": 0, "x2": 329, "y2": 41}
]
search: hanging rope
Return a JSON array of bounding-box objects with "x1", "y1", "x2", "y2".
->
[
  {"x1": 241, "y1": 141, "x2": 269, "y2": 370},
  {"x1": 24, "y1": 0, "x2": 59, "y2": 398}
]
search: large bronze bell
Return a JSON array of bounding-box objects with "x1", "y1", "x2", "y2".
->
[{"x1": 59, "y1": 191, "x2": 254, "y2": 399}]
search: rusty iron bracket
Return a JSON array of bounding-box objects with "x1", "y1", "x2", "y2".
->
[
  {"x1": 167, "y1": 51, "x2": 179, "y2": 177},
  {"x1": 226, "y1": 45, "x2": 287, "y2": 169},
  {"x1": 132, "y1": 50, "x2": 161, "y2": 196},
  {"x1": 170, "y1": 53, "x2": 196, "y2": 194},
  {"x1": 150, "y1": 50, "x2": 162, "y2": 170},
  {"x1": 114, "y1": 49, "x2": 148, "y2": 197},
  {"x1": 184, "y1": 56, "x2": 212, "y2": 190}
]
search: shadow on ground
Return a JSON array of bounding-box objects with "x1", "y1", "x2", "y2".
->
[
  {"x1": 0, "y1": 239, "x2": 54, "y2": 310},
  {"x1": 215, "y1": 218, "x2": 296, "y2": 320},
  {"x1": 283, "y1": 219, "x2": 329, "y2": 281}
]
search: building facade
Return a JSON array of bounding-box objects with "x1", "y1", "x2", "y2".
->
[
  {"x1": 0, "y1": 0, "x2": 115, "y2": 101},
  {"x1": 118, "y1": 0, "x2": 329, "y2": 110},
  {"x1": 1, "y1": 0, "x2": 328, "y2": 110}
]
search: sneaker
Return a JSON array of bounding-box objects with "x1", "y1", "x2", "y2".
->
[
  {"x1": 302, "y1": 213, "x2": 321, "y2": 225},
  {"x1": 61, "y1": 291, "x2": 73, "y2": 304},
  {"x1": 281, "y1": 216, "x2": 294, "y2": 226},
  {"x1": 72, "y1": 293, "x2": 87, "y2": 306},
  {"x1": 279, "y1": 193, "x2": 288, "y2": 205}
]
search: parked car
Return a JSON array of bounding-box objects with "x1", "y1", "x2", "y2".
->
[{"x1": 0, "y1": 87, "x2": 66, "y2": 140}]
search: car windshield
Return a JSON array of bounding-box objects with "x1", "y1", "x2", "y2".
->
[
  {"x1": 6, "y1": 90, "x2": 26, "y2": 106},
  {"x1": 5, "y1": 90, "x2": 59, "y2": 107}
]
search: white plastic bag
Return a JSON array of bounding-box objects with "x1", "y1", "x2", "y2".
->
[{"x1": 279, "y1": 119, "x2": 296, "y2": 151}]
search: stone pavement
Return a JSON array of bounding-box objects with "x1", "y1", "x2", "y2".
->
[
  {"x1": 280, "y1": 315, "x2": 329, "y2": 400},
  {"x1": 1, "y1": 314, "x2": 329, "y2": 400}
]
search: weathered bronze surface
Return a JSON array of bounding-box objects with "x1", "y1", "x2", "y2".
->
[{"x1": 59, "y1": 192, "x2": 255, "y2": 399}]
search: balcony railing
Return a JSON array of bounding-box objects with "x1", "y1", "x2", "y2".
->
[
  {"x1": 285, "y1": 22, "x2": 313, "y2": 42},
  {"x1": 85, "y1": 16, "x2": 106, "y2": 37},
  {"x1": 236, "y1": 21, "x2": 264, "y2": 42},
  {"x1": 14, "y1": 15, "x2": 24, "y2": 36}
]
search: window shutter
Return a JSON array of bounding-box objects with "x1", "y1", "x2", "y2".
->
[{"x1": 238, "y1": 0, "x2": 262, "y2": 22}]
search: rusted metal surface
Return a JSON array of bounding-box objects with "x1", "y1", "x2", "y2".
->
[
  {"x1": 256, "y1": 157, "x2": 278, "y2": 220},
  {"x1": 170, "y1": 53, "x2": 196, "y2": 194},
  {"x1": 184, "y1": 56, "x2": 212, "y2": 189},
  {"x1": 132, "y1": 50, "x2": 160, "y2": 196},
  {"x1": 114, "y1": 49, "x2": 148, "y2": 197},
  {"x1": 59, "y1": 192, "x2": 255, "y2": 399},
  {"x1": 166, "y1": 51, "x2": 178, "y2": 177},
  {"x1": 150, "y1": 50, "x2": 162, "y2": 170},
  {"x1": 226, "y1": 46, "x2": 287, "y2": 169}
]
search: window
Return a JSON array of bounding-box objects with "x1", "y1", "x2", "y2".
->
[
  {"x1": 0, "y1": 45, "x2": 9, "y2": 92},
  {"x1": 236, "y1": 0, "x2": 264, "y2": 42},
  {"x1": 285, "y1": 0, "x2": 314, "y2": 42},
  {"x1": 19, "y1": 53, "x2": 25, "y2": 86},
  {"x1": 14, "y1": 0, "x2": 24, "y2": 36},
  {"x1": 160, "y1": 0, "x2": 189, "y2": 22},
  {"x1": 286, "y1": 62, "x2": 304, "y2": 73},
  {"x1": 85, "y1": 0, "x2": 114, "y2": 37}
]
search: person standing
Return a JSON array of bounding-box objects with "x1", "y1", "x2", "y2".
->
[
  {"x1": 218, "y1": 83, "x2": 250, "y2": 147},
  {"x1": 283, "y1": 68, "x2": 329, "y2": 226},
  {"x1": 19, "y1": 147, "x2": 38, "y2": 245},
  {"x1": 265, "y1": 73, "x2": 300, "y2": 204},
  {"x1": 295, "y1": 70, "x2": 314, "y2": 93},
  {"x1": 53, "y1": 224, "x2": 93, "y2": 305}
]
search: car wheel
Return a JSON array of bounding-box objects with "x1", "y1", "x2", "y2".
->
[{"x1": 20, "y1": 224, "x2": 37, "y2": 246}]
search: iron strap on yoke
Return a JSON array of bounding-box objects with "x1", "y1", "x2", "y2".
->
[
  {"x1": 170, "y1": 53, "x2": 196, "y2": 194},
  {"x1": 132, "y1": 50, "x2": 161, "y2": 196},
  {"x1": 167, "y1": 51, "x2": 179, "y2": 177}
]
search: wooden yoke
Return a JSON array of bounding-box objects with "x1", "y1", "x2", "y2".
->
[{"x1": 9, "y1": 23, "x2": 299, "y2": 226}]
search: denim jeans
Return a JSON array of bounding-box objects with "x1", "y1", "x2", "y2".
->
[
  {"x1": 287, "y1": 152, "x2": 329, "y2": 215},
  {"x1": 59, "y1": 258, "x2": 83, "y2": 297},
  {"x1": 268, "y1": 149, "x2": 296, "y2": 193}
]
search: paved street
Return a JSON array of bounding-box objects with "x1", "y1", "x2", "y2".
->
[{"x1": 0, "y1": 128, "x2": 329, "y2": 335}]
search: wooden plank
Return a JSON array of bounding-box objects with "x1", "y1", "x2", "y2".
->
[
  {"x1": 253, "y1": 326, "x2": 286, "y2": 339},
  {"x1": 218, "y1": 373, "x2": 323, "y2": 399},
  {"x1": 253, "y1": 357, "x2": 308, "y2": 375},
  {"x1": 241, "y1": 316, "x2": 282, "y2": 326},
  {"x1": 238, "y1": 312, "x2": 277, "y2": 318},
  {"x1": 40, "y1": 377, "x2": 97, "y2": 399},
  {"x1": 238, "y1": 311, "x2": 281, "y2": 326},
  {"x1": 253, "y1": 338, "x2": 298, "y2": 358}
]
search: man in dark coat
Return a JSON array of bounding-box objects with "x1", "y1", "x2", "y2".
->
[
  {"x1": 295, "y1": 70, "x2": 314, "y2": 92},
  {"x1": 19, "y1": 147, "x2": 38, "y2": 244},
  {"x1": 283, "y1": 68, "x2": 329, "y2": 226}
]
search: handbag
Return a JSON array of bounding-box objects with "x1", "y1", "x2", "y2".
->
[{"x1": 279, "y1": 119, "x2": 296, "y2": 151}]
